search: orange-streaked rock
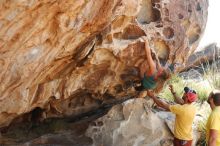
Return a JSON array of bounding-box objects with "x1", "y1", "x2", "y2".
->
[{"x1": 0, "y1": 0, "x2": 208, "y2": 127}]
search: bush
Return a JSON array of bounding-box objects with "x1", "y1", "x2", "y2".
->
[{"x1": 203, "y1": 61, "x2": 220, "y2": 90}]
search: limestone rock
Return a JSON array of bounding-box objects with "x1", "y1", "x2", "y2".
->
[
  {"x1": 86, "y1": 98, "x2": 173, "y2": 146},
  {"x1": 0, "y1": 0, "x2": 208, "y2": 127}
]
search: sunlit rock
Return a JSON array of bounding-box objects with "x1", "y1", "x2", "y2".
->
[
  {"x1": 0, "y1": 0, "x2": 208, "y2": 127},
  {"x1": 86, "y1": 98, "x2": 173, "y2": 146}
]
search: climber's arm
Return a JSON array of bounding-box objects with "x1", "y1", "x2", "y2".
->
[{"x1": 144, "y1": 39, "x2": 156, "y2": 76}]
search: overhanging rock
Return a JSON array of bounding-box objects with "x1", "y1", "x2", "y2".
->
[{"x1": 0, "y1": 0, "x2": 208, "y2": 127}]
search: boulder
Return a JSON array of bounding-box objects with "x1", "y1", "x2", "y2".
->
[
  {"x1": 0, "y1": 0, "x2": 208, "y2": 127},
  {"x1": 86, "y1": 98, "x2": 173, "y2": 146}
]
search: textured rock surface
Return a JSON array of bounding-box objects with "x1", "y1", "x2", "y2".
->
[
  {"x1": 183, "y1": 43, "x2": 220, "y2": 71},
  {"x1": 0, "y1": 98, "x2": 209, "y2": 145},
  {"x1": 0, "y1": 0, "x2": 208, "y2": 127},
  {"x1": 0, "y1": 117, "x2": 93, "y2": 145},
  {"x1": 86, "y1": 98, "x2": 173, "y2": 146}
]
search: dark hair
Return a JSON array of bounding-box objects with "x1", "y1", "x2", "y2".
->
[
  {"x1": 184, "y1": 87, "x2": 196, "y2": 94},
  {"x1": 184, "y1": 87, "x2": 190, "y2": 93},
  {"x1": 212, "y1": 93, "x2": 220, "y2": 106}
]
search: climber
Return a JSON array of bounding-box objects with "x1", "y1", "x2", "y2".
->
[
  {"x1": 147, "y1": 85, "x2": 197, "y2": 146},
  {"x1": 134, "y1": 37, "x2": 171, "y2": 92},
  {"x1": 206, "y1": 90, "x2": 220, "y2": 146}
]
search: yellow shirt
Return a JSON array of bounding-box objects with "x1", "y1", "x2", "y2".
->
[
  {"x1": 169, "y1": 104, "x2": 196, "y2": 140},
  {"x1": 206, "y1": 106, "x2": 220, "y2": 145}
]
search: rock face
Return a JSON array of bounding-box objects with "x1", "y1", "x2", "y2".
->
[
  {"x1": 86, "y1": 99, "x2": 210, "y2": 146},
  {"x1": 0, "y1": 0, "x2": 208, "y2": 127},
  {"x1": 86, "y1": 98, "x2": 173, "y2": 146},
  {"x1": 0, "y1": 98, "x2": 208, "y2": 145},
  {"x1": 183, "y1": 43, "x2": 220, "y2": 71}
]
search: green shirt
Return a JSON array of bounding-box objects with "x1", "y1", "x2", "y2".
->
[{"x1": 142, "y1": 74, "x2": 157, "y2": 90}]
